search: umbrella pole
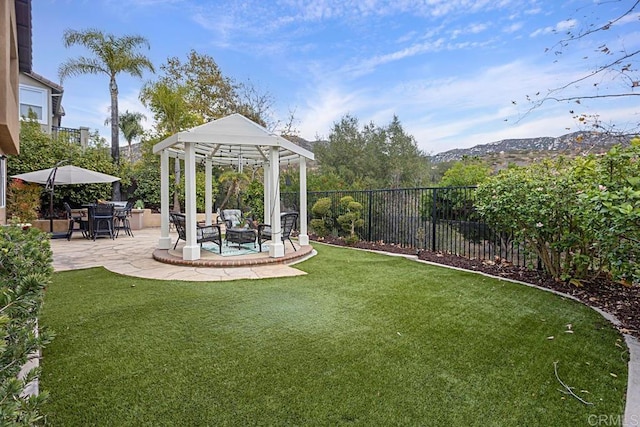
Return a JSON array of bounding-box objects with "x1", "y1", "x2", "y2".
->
[
  {"x1": 49, "y1": 189, "x2": 53, "y2": 233},
  {"x1": 46, "y1": 161, "x2": 65, "y2": 234}
]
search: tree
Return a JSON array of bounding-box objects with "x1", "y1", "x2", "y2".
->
[
  {"x1": 156, "y1": 50, "x2": 274, "y2": 126},
  {"x1": 315, "y1": 115, "x2": 370, "y2": 188},
  {"x1": 217, "y1": 171, "x2": 250, "y2": 210},
  {"x1": 384, "y1": 115, "x2": 430, "y2": 188},
  {"x1": 439, "y1": 156, "x2": 491, "y2": 187},
  {"x1": 141, "y1": 51, "x2": 274, "y2": 211},
  {"x1": 139, "y1": 80, "x2": 199, "y2": 212},
  {"x1": 525, "y1": 1, "x2": 639, "y2": 129},
  {"x1": 139, "y1": 81, "x2": 198, "y2": 137},
  {"x1": 315, "y1": 114, "x2": 430, "y2": 189},
  {"x1": 59, "y1": 28, "x2": 154, "y2": 200},
  {"x1": 105, "y1": 110, "x2": 146, "y2": 163}
]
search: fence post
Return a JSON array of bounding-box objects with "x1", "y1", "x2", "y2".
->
[
  {"x1": 367, "y1": 190, "x2": 373, "y2": 242},
  {"x1": 431, "y1": 187, "x2": 437, "y2": 252}
]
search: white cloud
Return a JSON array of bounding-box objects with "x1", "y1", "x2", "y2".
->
[
  {"x1": 615, "y1": 13, "x2": 640, "y2": 26},
  {"x1": 297, "y1": 85, "x2": 366, "y2": 139},
  {"x1": 556, "y1": 19, "x2": 578, "y2": 31},
  {"x1": 503, "y1": 22, "x2": 523, "y2": 33},
  {"x1": 530, "y1": 18, "x2": 578, "y2": 37},
  {"x1": 344, "y1": 38, "x2": 445, "y2": 76},
  {"x1": 295, "y1": 54, "x2": 620, "y2": 154}
]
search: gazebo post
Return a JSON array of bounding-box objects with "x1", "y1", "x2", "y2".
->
[
  {"x1": 158, "y1": 150, "x2": 172, "y2": 249},
  {"x1": 263, "y1": 160, "x2": 271, "y2": 224},
  {"x1": 268, "y1": 147, "x2": 284, "y2": 257},
  {"x1": 183, "y1": 142, "x2": 200, "y2": 260},
  {"x1": 298, "y1": 156, "x2": 309, "y2": 246},
  {"x1": 205, "y1": 158, "x2": 212, "y2": 225}
]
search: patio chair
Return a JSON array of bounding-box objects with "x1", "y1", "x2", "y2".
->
[
  {"x1": 63, "y1": 202, "x2": 88, "y2": 240},
  {"x1": 258, "y1": 212, "x2": 298, "y2": 253},
  {"x1": 170, "y1": 213, "x2": 222, "y2": 253},
  {"x1": 89, "y1": 203, "x2": 115, "y2": 240},
  {"x1": 217, "y1": 209, "x2": 244, "y2": 229},
  {"x1": 114, "y1": 200, "x2": 135, "y2": 238}
]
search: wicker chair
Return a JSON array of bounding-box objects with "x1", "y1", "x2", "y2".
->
[
  {"x1": 170, "y1": 213, "x2": 222, "y2": 253},
  {"x1": 258, "y1": 212, "x2": 298, "y2": 253},
  {"x1": 217, "y1": 209, "x2": 244, "y2": 229}
]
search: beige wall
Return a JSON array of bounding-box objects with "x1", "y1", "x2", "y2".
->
[
  {"x1": 0, "y1": 2, "x2": 19, "y2": 225},
  {"x1": 0, "y1": 1, "x2": 19, "y2": 157}
]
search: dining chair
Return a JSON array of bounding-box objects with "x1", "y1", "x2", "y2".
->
[{"x1": 90, "y1": 203, "x2": 115, "y2": 240}]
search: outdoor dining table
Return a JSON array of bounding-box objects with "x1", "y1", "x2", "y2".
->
[{"x1": 81, "y1": 203, "x2": 119, "y2": 240}]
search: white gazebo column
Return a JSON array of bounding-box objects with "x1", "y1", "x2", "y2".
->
[
  {"x1": 158, "y1": 150, "x2": 172, "y2": 249},
  {"x1": 182, "y1": 142, "x2": 200, "y2": 260},
  {"x1": 268, "y1": 147, "x2": 284, "y2": 258},
  {"x1": 263, "y1": 160, "x2": 271, "y2": 224},
  {"x1": 298, "y1": 156, "x2": 309, "y2": 246},
  {"x1": 205, "y1": 158, "x2": 212, "y2": 225}
]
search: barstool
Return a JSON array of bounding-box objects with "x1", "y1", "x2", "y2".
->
[{"x1": 90, "y1": 204, "x2": 115, "y2": 240}]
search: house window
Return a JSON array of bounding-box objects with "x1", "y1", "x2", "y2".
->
[
  {"x1": 19, "y1": 85, "x2": 48, "y2": 124},
  {"x1": 0, "y1": 156, "x2": 6, "y2": 209}
]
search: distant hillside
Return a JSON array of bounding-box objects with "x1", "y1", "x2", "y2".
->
[
  {"x1": 431, "y1": 131, "x2": 630, "y2": 164},
  {"x1": 284, "y1": 135, "x2": 317, "y2": 153}
]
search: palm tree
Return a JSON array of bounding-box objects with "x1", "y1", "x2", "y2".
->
[
  {"x1": 59, "y1": 28, "x2": 154, "y2": 200},
  {"x1": 140, "y1": 80, "x2": 199, "y2": 212},
  {"x1": 105, "y1": 110, "x2": 146, "y2": 162},
  {"x1": 218, "y1": 170, "x2": 250, "y2": 210}
]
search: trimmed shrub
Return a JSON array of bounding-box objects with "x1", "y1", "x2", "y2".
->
[
  {"x1": 310, "y1": 197, "x2": 333, "y2": 237},
  {"x1": 337, "y1": 196, "x2": 364, "y2": 244}
]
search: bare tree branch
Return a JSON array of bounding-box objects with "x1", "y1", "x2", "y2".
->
[
  {"x1": 553, "y1": 361, "x2": 594, "y2": 405},
  {"x1": 519, "y1": 1, "x2": 640, "y2": 124},
  {"x1": 556, "y1": 0, "x2": 640, "y2": 45}
]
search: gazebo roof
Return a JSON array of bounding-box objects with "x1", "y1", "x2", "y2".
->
[{"x1": 153, "y1": 113, "x2": 314, "y2": 166}]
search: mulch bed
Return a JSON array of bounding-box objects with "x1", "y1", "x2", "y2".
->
[{"x1": 311, "y1": 235, "x2": 640, "y2": 340}]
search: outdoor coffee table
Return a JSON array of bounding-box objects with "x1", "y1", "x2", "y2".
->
[{"x1": 226, "y1": 227, "x2": 256, "y2": 249}]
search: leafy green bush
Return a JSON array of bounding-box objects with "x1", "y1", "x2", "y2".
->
[
  {"x1": 337, "y1": 196, "x2": 364, "y2": 244},
  {"x1": 9, "y1": 119, "x2": 115, "y2": 211},
  {"x1": 476, "y1": 158, "x2": 595, "y2": 281},
  {"x1": 579, "y1": 140, "x2": 640, "y2": 283},
  {"x1": 310, "y1": 197, "x2": 333, "y2": 237},
  {"x1": 476, "y1": 141, "x2": 640, "y2": 285},
  {"x1": 439, "y1": 156, "x2": 491, "y2": 187},
  {"x1": 0, "y1": 225, "x2": 54, "y2": 425},
  {"x1": 241, "y1": 180, "x2": 265, "y2": 223},
  {"x1": 7, "y1": 180, "x2": 42, "y2": 222}
]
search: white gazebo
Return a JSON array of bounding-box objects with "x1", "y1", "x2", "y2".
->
[{"x1": 152, "y1": 113, "x2": 315, "y2": 261}]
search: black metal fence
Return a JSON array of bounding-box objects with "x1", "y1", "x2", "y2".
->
[
  {"x1": 52, "y1": 126, "x2": 81, "y2": 145},
  {"x1": 282, "y1": 187, "x2": 535, "y2": 268}
]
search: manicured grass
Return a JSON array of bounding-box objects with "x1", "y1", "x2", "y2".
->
[{"x1": 40, "y1": 244, "x2": 628, "y2": 426}]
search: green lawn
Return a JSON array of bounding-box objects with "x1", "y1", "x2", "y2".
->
[{"x1": 40, "y1": 244, "x2": 628, "y2": 426}]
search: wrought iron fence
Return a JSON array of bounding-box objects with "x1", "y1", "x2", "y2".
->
[
  {"x1": 282, "y1": 187, "x2": 535, "y2": 268},
  {"x1": 52, "y1": 126, "x2": 81, "y2": 145}
]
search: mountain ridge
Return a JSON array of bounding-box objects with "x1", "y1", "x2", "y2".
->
[{"x1": 430, "y1": 131, "x2": 630, "y2": 163}]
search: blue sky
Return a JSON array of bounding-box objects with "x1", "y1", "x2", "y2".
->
[{"x1": 32, "y1": 0, "x2": 639, "y2": 154}]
